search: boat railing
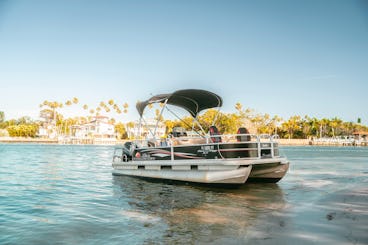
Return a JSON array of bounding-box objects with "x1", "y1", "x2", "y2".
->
[
  {"x1": 224, "y1": 133, "x2": 279, "y2": 158},
  {"x1": 132, "y1": 133, "x2": 279, "y2": 147},
  {"x1": 112, "y1": 133, "x2": 281, "y2": 163},
  {"x1": 132, "y1": 133, "x2": 279, "y2": 158}
]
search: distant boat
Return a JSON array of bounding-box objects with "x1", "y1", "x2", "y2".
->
[{"x1": 112, "y1": 89, "x2": 289, "y2": 185}]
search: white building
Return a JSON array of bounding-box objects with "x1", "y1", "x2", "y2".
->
[
  {"x1": 38, "y1": 123, "x2": 58, "y2": 139},
  {"x1": 126, "y1": 119, "x2": 166, "y2": 139},
  {"x1": 72, "y1": 116, "x2": 115, "y2": 138}
]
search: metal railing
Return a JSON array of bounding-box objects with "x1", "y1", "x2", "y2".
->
[{"x1": 113, "y1": 133, "x2": 280, "y2": 162}]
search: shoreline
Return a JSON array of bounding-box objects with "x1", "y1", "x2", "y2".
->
[
  {"x1": 278, "y1": 138, "x2": 368, "y2": 146},
  {"x1": 0, "y1": 137, "x2": 366, "y2": 147},
  {"x1": 0, "y1": 137, "x2": 58, "y2": 144},
  {"x1": 0, "y1": 137, "x2": 125, "y2": 145}
]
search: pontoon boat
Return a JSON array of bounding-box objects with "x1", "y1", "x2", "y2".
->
[{"x1": 112, "y1": 89, "x2": 289, "y2": 185}]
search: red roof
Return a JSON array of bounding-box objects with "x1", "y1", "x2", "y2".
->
[{"x1": 352, "y1": 131, "x2": 368, "y2": 135}]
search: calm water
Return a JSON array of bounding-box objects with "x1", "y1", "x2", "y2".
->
[{"x1": 0, "y1": 144, "x2": 367, "y2": 244}]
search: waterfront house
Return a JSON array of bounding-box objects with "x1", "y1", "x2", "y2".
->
[
  {"x1": 72, "y1": 115, "x2": 115, "y2": 139},
  {"x1": 38, "y1": 123, "x2": 57, "y2": 139},
  {"x1": 126, "y1": 119, "x2": 166, "y2": 139},
  {"x1": 353, "y1": 131, "x2": 368, "y2": 143}
]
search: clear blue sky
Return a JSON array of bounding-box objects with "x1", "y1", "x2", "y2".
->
[{"x1": 0, "y1": 0, "x2": 367, "y2": 124}]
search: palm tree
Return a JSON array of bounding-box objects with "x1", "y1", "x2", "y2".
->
[
  {"x1": 111, "y1": 103, "x2": 121, "y2": 114},
  {"x1": 41, "y1": 100, "x2": 62, "y2": 125},
  {"x1": 109, "y1": 118, "x2": 116, "y2": 124},
  {"x1": 126, "y1": 121, "x2": 135, "y2": 139},
  {"x1": 342, "y1": 121, "x2": 354, "y2": 135},
  {"x1": 72, "y1": 97, "x2": 79, "y2": 104},
  {"x1": 235, "y1": 102, "x2": 242, "y2": 113},
  {"x1": 155, "y1": 109, "x2": 164, "y2": 122},
  {"x1": 100, "y1": 101, "x2": 106, "y2": 108},
  {"x1": 282, "y1": 115, "x2": 301, "y2": 139},
  {"x1": 308, "y1": 117, "x2": 319, "y2": 138},
  {"x1": 0, "y1": 111, "x2": 5, "y2": 123},
  {"x1": 96, "y1": 107, "x2": 101, "y2": 115},
  {"x1": 271, "y1": 115, "x2": 282, "y2": 135},
  {"x1": 319, "y1": 118, "x2": 329, "y2": 138},
  {"x1": 262, "y1": 113, "x2": 271, "y2": 134},
  {"x1": 123, "y1": 102, "x2": 129, "y2": 114},
  {"x1": 39, "y1": 100, "x2": 64, "y2": 138},
  {"x1": 330, "y1": 117, "x2": 342, "y2": 137},
  {"x1": 250, "y1": 114, "x2": 265, "y2": 134}
]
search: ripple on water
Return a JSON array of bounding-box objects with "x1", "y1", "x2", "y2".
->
[{"x1": 1, "y1": 145, "x2": 367, "y2": 244}]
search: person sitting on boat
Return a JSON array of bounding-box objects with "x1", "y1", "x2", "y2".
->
[
  {"x1": 172, "y1": 127, "x2": 187, "y2": 137},
  {"x1": 160, "y1": 137, "x2": 168, "y2": 146}
]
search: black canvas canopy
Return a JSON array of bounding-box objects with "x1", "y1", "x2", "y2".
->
[{"x1": 136, "y1": 89, "x2": 223, "y2": 118}]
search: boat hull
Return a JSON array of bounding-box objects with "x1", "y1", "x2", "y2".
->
[
  {"x1": 112, "y1": 141, "x2": 289, "y2": 185},
  {"x1": 112, "y1": 159, "x2": 252, "y2": 184},
  {"x1": 248, "y1": 158, "x2": 289, "y2": 183}
]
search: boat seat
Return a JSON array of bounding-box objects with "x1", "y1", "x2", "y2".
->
[
  {"x1": 209, "y1": 125, "x2": 222, "y2": 143},
  {"x1": 172, "y1": 127, "x2": 187, "y2": 137},
  {"x1": 237, "y1": 127, "x2": 251, "y2": 142},
  {"x1": 172, "y1": 137, "x2": 206, "y2": 146},
  {"x1": 147, "y1": 140, "x2": 157, "y2": 147}
]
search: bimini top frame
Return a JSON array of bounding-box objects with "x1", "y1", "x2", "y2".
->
[{"x1": 136, "y1": 89, "x2": 223, "y2": 118}]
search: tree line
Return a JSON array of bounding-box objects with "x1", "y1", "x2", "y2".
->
[
  {"x1": 161, "y1": 103, "x2": 367, "y2": 139},
  {"x1": 0, "y1": 101, "x2": 367, "y2": 139}
]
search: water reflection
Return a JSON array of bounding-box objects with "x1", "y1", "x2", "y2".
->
[{"x1": 112, "y1": 176, "x2": 286, "y2": 244}]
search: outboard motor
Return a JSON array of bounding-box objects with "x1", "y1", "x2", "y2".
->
[{"x1": 121, "y1": 141, "x2": 135, "y2": 162}]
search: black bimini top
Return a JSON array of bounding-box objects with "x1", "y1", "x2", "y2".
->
[{"x1": 136, "y1": 89, "x2": 223, "y2": 118}]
